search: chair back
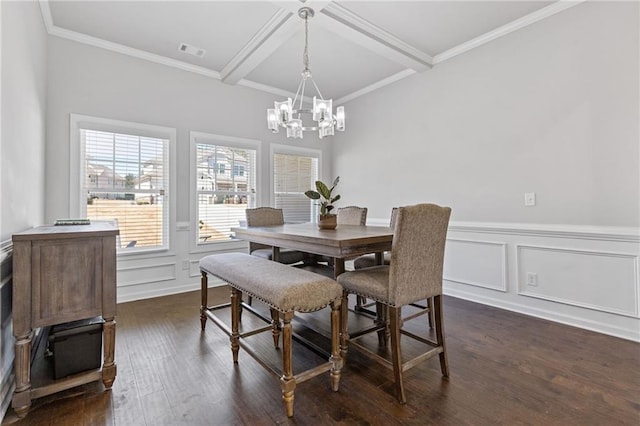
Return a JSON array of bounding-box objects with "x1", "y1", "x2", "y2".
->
[
  {"x1": 245, "y1": 207, "x2": 284, "y2": 227},
  {"x1": 245, "y1": 207, "x2": 284, "y2": 252},
  {"x1": 337, "y1": 206, "x2": 368, "y2": 226},
  {"x1": 388, "y1": 204, "x2": 451, "y2": 306},
  {"x1": 389, "y1": 207, "x2": 399, "y2": 228}
]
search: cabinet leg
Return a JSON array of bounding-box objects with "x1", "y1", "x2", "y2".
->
[
  {"x1": 102, "y1": 318, "x2": 117, "y2": 389},
  {"x1": 12, "y1": 334, "x2": 32, "y2": 418}
]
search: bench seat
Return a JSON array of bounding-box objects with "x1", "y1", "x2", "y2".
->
[{"x1": 199, "y1": 253, "x2": 343, "y2": 418}]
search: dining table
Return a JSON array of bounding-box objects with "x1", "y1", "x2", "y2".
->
[{"x1": 231, "y1": 222, "x2": 393, "y2": 279}]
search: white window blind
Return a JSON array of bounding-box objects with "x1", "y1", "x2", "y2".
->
[
  {"x1": 196, "y1": 143, "x2": 257, "y2": 243},
  {"x1": 273, "y1": 153, "x2": 318, "y2": 223},
  {"x1": 81, "y1": 129, "x2": 169, "y2": 251}
]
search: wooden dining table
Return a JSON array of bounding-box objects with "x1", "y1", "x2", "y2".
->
[{"x1": 231, "y1": 223, "x2": 393, "y2": 278}]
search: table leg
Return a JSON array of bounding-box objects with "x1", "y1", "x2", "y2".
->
[{"x1": 333, "y1": 258, "x2": 345, "y2": 279}]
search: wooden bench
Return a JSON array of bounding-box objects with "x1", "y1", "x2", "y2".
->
[{"x1": 199, "y1": 253, "x2": 343, "y2": 417}]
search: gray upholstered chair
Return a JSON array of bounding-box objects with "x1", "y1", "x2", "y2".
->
[
  {"x1": 245, "y1": 207, "x2": 306, "y2": 265},
  {"x1": 337, "y1": 206, "x2": 368, "y2": 226},
  {"x1": 337, "y1": 203, "x2": 451, "y2": 403},
  {"x1": 313, "y1": 206, "x2": 368, "y2": 269},
  {"x1": 353, "y1": 207, "x2": 397, "y2": 269}
]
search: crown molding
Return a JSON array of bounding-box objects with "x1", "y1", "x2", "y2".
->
[
  {"x1": 433, "y1": 0, "x2": 586, "y2": 65},
  {"x1": 335, "y1": 69, "x2": 416, "y2": 105},
  {"x1": 38, "y1": 0, "x2": 589, "y2": 107}
]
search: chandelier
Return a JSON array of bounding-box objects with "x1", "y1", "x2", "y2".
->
[{"x1": 267, "y1": 7, "x2": 345, "y2": 139}]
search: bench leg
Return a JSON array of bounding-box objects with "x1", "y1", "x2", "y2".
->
[
  {"x1": 200, "y1": 272, "x2": 208, "y2": 331},
  {"x1": 280, "y1": 311, "x2": 295, "y2": 417},
  {"x1": 270, "y1": 308, "x2": 280, "y2": 349},
  {"x1": 329, "y1": 299, "x2": 343, "y2": 392},
  {"x1": 231, "y1": 287, "x2": 241, "y2": 363},
  {"x1": 340, "y1": 290, "x2": 349, "y2": 360}
]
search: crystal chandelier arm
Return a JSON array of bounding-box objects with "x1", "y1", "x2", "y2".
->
[{"x1": 310, "y1": 78, "x2": 324, "y2": 100}]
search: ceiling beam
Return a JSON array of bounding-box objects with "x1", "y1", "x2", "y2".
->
[
  {"x1": 220, "y1": 9, "x2": 297, "y2": 85},
  {"x1": 221, "y1": 1, "x2": 333, "y2": 85},
  {"x1": 317, "y1": 3, "x2": 432, "y2": 71}
]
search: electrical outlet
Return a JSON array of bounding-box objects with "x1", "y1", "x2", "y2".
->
[
  {"x1": 182, "y1": 260, "x2": 190, "y2": 270},
  {"x1": 524, "y1": 192, "x2": 536, "y2": 206},
  {"x1": 526, "y1": 272, "x2": 538, "y2": 286}
]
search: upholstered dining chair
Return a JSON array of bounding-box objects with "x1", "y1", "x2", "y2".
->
[
  {"x1": 245, "y1": 207, "x2": 306, "y2": 265},
  {"x1": 337, "y1": 206, "x2": 368, "y2": 226},
  {"x1": 313, "y1": 206, "x2": 368, "y2": 269},
  {"x1": 337, "y1": 203, "x2": 451, "y2": 404},
  {"x1": 353, "y1": 207, "x2": 397, "y2": 269},
  {"x1": 351, "y1": 207, "x2": 434, "y2": 326}
]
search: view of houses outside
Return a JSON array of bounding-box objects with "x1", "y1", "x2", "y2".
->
[
  {"x1": 84, "y1": 130, "x2": 168, "y2": 249},
  {"x1": 195, "y1": 144, "x2": 256, "y2": 243}
]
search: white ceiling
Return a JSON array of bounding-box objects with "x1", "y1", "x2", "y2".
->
[{"x1": 41, "y1": 1, "x2": 582, "y2": 104}]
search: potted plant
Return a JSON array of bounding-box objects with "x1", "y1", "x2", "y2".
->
[{"x1": 305, "y1": 176, "x2": 341, "y2": 229}]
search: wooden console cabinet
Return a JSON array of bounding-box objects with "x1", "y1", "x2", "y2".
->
[{"x1": 11, "y1": 222, "x2": 119, "y2": 417}]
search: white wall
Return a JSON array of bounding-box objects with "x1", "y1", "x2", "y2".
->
[
  {"x1": 45, "y1": 36, "x2": 334, "y2": 301},
  {"x1": 1, "y1": 1, "x2": 47, "y2": 240},
  {"x1": 335, "y1": 2, "x2": 638, "y2": 227},
  {"x1": 333, "y1": 2, "x2": 640, "y2": 340},
  {"x1": 0, "y1": 0, "x2": 48, "y2": 418}
]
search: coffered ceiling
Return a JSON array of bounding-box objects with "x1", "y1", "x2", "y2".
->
[{"x1": 41, "y1": 1, "x2": 583, "y2": 104}]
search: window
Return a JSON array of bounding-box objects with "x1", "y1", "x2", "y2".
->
[
  {"x1": 71, "y1": 115, "x2": 175, "y2": 253},
  {"x1": 273, "y1": 152, "x2": 319, "y2": 223},
  {"x1": 192, "y1": 132, "x2": 259, "y2": 244}
]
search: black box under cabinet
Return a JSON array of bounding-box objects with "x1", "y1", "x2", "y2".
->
[{"x1": 48, "y1": 317, "x2": 104, "y2": 379}]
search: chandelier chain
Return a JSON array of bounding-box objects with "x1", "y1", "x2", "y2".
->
[{"x1": 303, "y1": 12, "x2": 310, "y2": 73}]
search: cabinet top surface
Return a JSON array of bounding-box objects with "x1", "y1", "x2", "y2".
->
[{"x1": 12, "y1": 222, "x2": 119, "y2": 241}]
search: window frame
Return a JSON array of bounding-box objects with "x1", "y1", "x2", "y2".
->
[
  {"x1": 270, "y1": 144, "x2": 322, "y2": 223},
  {"x1": 70, "y1": 114, "x2": 177, "y2": 256},
  {"x1": 189, "y1": 131, "x2": 262, "y2": 253}
]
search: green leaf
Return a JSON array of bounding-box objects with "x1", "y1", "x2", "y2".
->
[
  {"x1": 331, "y1": 194, "x2": 341, "y2": 203},
  {"x1": 331, "y1": 176, "x2": 340, "y2": 189},
  {"x1": 305, "y1": 190, "x2": 320, "y2": 200},
  {"x1": 315, "y1": 181, "x2": 331, "y2": 199}
]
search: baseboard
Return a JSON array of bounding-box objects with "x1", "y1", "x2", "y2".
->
[{"x1": 444, "y1": 285, "x2": 640, "y2": 342}]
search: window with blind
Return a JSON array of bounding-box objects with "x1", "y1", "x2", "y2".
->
[
  {"x1": 80, "y1": 129, "x2": 170, "y2": 251},
  {"x1": 273, "y1": 153, "x2": 318, "y2": 223},
  {"x1": 195, "y1": 141, "x2": 257, "y2": 244}
]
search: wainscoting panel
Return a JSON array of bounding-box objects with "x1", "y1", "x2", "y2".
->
[
  {"x1": 516, "y1": 245, "x2": 639, "y2": 317},
  {"x1": 444, "y1": 239, "x2": 507, "y2": 292},
  {"x1": 117, "y1": 260, "x2": 177, "y2": 288},
  {"x1": 441, "y1": 222, "x2": 640, "y2": 342}
]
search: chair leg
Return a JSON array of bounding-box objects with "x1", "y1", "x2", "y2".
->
[
  {"x1": 375, "y1": 302, "x2": 389, "y2": 346},
  {"x1": 434, "y1": 295, "x2": 449, "y2": 378},
  {"x1": 427, "y1": 297, "x2": 435, "y2": 329},
  {"x1": 389, "y1": 306, "x2": 406, "y2": 404},
  {"x1": 200, "y1": 272, "x2": 208, "y2": 331}
]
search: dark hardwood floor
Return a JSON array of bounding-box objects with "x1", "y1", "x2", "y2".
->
[{"x1": 3, "y1": 287, "x2": 639, "y2": 425}]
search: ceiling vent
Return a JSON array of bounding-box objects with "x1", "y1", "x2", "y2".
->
[{"x1": 178, "y1": 42, "x2": 206, "y2": 58}]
